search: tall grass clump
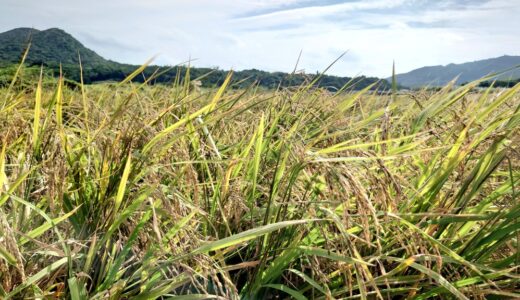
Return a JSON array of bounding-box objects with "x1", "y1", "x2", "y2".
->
[{"x1": 0, "y1": 61, "x2": 519, "y2": 299}]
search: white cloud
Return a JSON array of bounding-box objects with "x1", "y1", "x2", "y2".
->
[{"x1": 0, "y1": 0, "x2": 519, "y2": 77}]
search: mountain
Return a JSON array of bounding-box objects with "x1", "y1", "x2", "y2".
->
[
  {"x1": 0, "y1": 27, "x2": 387, "y2": 90},
  {"x1": 0, "y1": 27, "x2": 108, "y2": 66},
  {"x1": 394, "y1": 56, "x2": 520, "y2": 88}
]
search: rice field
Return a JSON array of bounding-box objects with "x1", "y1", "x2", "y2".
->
[{"x1": 0, "y1": 63, "x2": 519, "y2": 299}]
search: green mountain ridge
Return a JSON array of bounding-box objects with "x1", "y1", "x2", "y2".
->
[
  {"x1": 0, "y1": 27, "x2": 108, "y2": 66},
  {"x1": 0, "y1": 27, "x2": 386, "y2": 90},
  {"x1": 393, "y1": 55, "x2": 520, "y2": 88}
]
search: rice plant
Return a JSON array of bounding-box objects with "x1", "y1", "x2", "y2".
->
[{"x1": 0, "y1": 61, "x2": 518, "y2": 299}]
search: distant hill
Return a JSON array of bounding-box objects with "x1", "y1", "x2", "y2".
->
[
  {"x1": 0, "y1": 27, "x2": 387, "y2": 90},
  {"x1": 0, "y1": 27, "x2": 109, "y2": 66},
  {"x1": 393, "y1": 56, "x2": 520, "y2": 88}
]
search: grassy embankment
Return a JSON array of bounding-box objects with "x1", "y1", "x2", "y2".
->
[{"x1": 0, "y1": 58, "x2": 519, "y2": 299}]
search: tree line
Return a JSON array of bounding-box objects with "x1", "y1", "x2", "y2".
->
[{"x1": 0, "y1": 61, "x2": 388, "y2": 91}]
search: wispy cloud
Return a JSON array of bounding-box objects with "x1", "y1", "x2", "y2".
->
[
  {"x1": 234, "y1": 0, "x2": 357, "y2": 18},
  {"x1": 234, "y1": 0, "x2": 408, "y2": 22}
]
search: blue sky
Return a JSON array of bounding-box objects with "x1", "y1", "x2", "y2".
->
[{"x1": 1, "y1": 0, "x2": 519, "y2": 77}]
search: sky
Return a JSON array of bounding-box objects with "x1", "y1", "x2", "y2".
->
[{"x1": 1, "y1": 0, "x2": 519, "y2": 77}]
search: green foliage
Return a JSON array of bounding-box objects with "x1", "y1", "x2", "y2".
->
[{"x1": 478, "y1": 78, "x2": 520, "y2": 88}]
